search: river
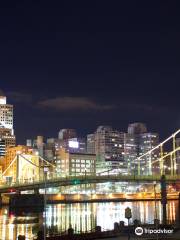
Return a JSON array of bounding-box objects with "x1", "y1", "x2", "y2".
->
[{"x1": 0, "y1": 200, "x2": 178, "y2": 240}]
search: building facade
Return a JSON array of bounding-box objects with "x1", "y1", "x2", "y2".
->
[
  {"x1": 87, "y1": 134, "x2": 95, "y2": 154},
  {"x1": 58, "y1": 129, "x2": 77, "y2": 140},
  {"x1": 55, "y1": 148, "x2": 96, "y2": 177},
  {"x1": 0, "y1": 145, "x2": 39, "y2": 183},
  {"x1": 0, "y1": 92, "x2": 16, "y2": 151},
  {"x1": 0, "y1": 95, "x2": 13, "y2": 131},
  {"x1": 124, "y1": 123, "x2": 159, "y2": 175},
  {"x1": 139, "y1": 132, "x2": 159, "y2": 175},
  {"x1": 0, "y1": 139, "x2": 5, "y2": 157},
  {"x1": 87, "y1": 126, "x2": 126, "y2": 173}
]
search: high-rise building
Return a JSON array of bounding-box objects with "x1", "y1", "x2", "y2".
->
[
  {"x1": 26, "y1": 139, "x2": 32, "y2": 147},
  {"x1": 27, "y1": 131, "x2": 87, "y2": 162},
  {"x1": 57, "y1": 129, "x2": 86, "y2": 153},
  {"x1": 87, "y1": 134, "x2": 95, "y2": 154},
  {"x1": 36, "y1": 136, "x2": 44, "y2": 157},
  {"x1": 0, "y1": 94, "x2": 13, "y2": 131},
  {"x1": 55, "y1": 147, "x2": 96, "y2": 177},
  {"x1": 124, "y1": 133, "x2": 139, "y2": 174},
  {"x1": 0, "y1": 139, "x2": 5, "y2": 157},
  {"x1": 68, "y1": 137, "x2": 86, "y2": 154},
  {"x1": 53, "y1": 137, "x2": 86, "y2": 154},
  {"x1": 124, "y1": 123, "x2": 159, "y2": 175},
  {"x1": 0, "y1": 128, "x2": 15, "y2": 149},
  {"x1": 58, "y1": 129, "x2": 77, "y2": 140},
  {"x1": 139, "y1": 133, "x2": 159, "y2": 175},
  {"x1": 92, "y1": 126, "x2": 126, "y2": 172},
  {"x1": 127, "y1": 122, "x2": 147, "y2": 135},
  {"x1": 0, "y1": 91, "x2": 15, "y2": 150}
]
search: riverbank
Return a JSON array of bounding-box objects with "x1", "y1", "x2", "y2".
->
[
  {"x1": 43, "y1": 225, "x2": 180, "y2": 240},
  {"x1": 2, "y1": 192, "x2": 179, "y2": 205},
  {"x1": 1, "y1": 200, "x2": 179, "y2": 240}
]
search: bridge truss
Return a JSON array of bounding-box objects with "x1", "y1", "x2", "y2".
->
[{"x1": 0, "y1": 129, "x2": 179, "y2": 191}]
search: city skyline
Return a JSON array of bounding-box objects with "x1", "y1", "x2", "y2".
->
[
  {"x1": 0, "y1": 2, "x2": 179, "y2": 239},
  {"x1": 0, "y1": 1, "x2": 179, "y2": 143}
]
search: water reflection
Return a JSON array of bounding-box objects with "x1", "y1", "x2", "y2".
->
[{"x1": 0, "y1": 200, "x2": 178, "y2": 240}]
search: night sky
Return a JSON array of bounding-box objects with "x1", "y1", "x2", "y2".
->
[{"x1": 0, "y1": 1, "x2": 179, "y2": 143}]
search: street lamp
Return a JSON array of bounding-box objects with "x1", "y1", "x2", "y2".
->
[
  {"x1": 153, "y1": 181, "x2": 159, "y2": 240},
  {"x1": 43, "y1": 165, "x2": 49, "y2": 240},
  {"x1": 153, "y1": 181, "x2": 158, "y2": 220}
]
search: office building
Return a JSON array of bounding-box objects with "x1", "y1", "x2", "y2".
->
[
  {"x1": 0, "y1": 91, "x2": 16, "y2": 149},
  {"x1": 48, "y1": 137, "x2": 86, "y2": 154},
  {"x1": 26, "y1": 136, "x2": 44, "y2": 158},
  {"x1": 0, "y1": 93, "x2": 13, "y2": 132},
  {"x1": 55, "y1": 148, "x2": 96, "y2": 176},
  {"x1": 139, "y1": 132, "x2": 159, "y2": 175},
  {"x1": 58, "y1": 129, "x2": 77, "y2": 140},
  {"x1": 127, "y1": 122, "x2": 147, "y2": 135},
  {"x1": 68, "y1": 137, "x2": 86, "y2": 153},
  {"x1": 90, "y1": 126, "x2": 126, "y2": 173},
  {"x1": 0, "y1": 128, "x2": 15, "y2": 150},
  {"x1": 124, "y1": 123, "x2": 159, "y2": 175},
  {"x1": 26, "y1": 139, "x2": 32, "y2": 147},
  {"x1": 124, "y1": 133, "x2": 139, "y2": 174},
  {"x1": 36, "y1": 135, "x2": 44, "y2": 157},
  {"x1": 0, "y1": 139, "x2": 5, "y2": 157},
  {"x1": 87, "y1": 134, "x2": 95, "y2": 154}
]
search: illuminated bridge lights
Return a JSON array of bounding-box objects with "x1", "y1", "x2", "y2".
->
[{"x1": 0, "y1": 129, "x2": 180, "y2": 193}]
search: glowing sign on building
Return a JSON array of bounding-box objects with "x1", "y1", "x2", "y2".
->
[{"x1": 69, "y1": 141, "x2": 79, "y2": 149}]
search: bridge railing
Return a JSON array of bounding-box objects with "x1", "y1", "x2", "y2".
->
[{"x1": 1, "y1": 173, "x2": 180, "y2": 190}]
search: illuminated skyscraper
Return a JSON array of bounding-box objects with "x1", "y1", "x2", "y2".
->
[
  {"x1": 55, "y1": 147, "x2": 96, "y2": 177},
  {"x1": 58, "y1": 129, "x2": 77, "y2": 140},
  {"x1": 0, "y1": 139, "x2": 5, "y2": 157},
  {"x1": 127, "y1": 122, "x2": 147, "y2": 135},
  {"x1": 89, "y1": 126, "x2": 126, "y2": 173},
  {"x1": 139, "y1": 132, "x2": 159, "y2": 175},
  {"x1": 124, "y1": 123, "x2": 159, "y2": 175},
  {"x1": 0, "y1": 90, "x2": 15, "y2": 151},
  {"x1": 0, "y1": 93, "x2": 13, "y2": 132},
  {"x1": 87, "y1": 134, "x2": 95, "y2": 154}
]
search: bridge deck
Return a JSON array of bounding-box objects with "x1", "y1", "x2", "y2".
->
[{"x1": 0, "y1": 174, "x2": 180, "y2": 193}]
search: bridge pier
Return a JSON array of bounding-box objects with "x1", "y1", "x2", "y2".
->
[
  {"x1": 161, "y1": 175, "x2": 167, "y2": 225},
  {"x1": 179, "y1": 193, "x2": 180, "y2": 224},
  {"x1": 34, "y1": 188, "x2": 40, "y2": 194},
  {"x1": 16, "y1": 190, "x2": 20, "y2": 195}
]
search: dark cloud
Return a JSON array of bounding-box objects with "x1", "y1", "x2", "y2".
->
[
  {"x1": 38, "y1": 97, "x2": 115, "y2": 112},
  {"x1": 7, "y1": 91, "x2": 33, "y2": 104},
  {"x1": 120, "y1": 102, "x2": 168, "y2": 115}
]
